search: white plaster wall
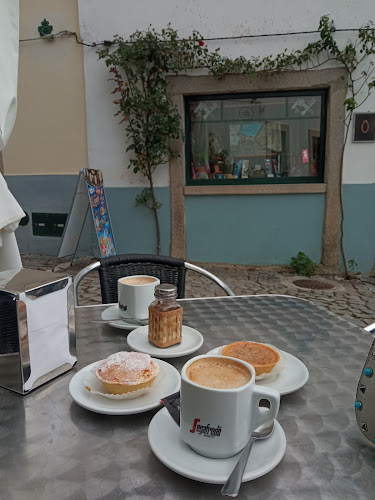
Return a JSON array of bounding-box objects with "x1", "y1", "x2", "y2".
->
[{"x1": 78, "y1": 0, "x2": 375, "y2": 186}]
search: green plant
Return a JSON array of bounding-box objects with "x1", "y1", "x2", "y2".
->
[
  {"x1": 291, "y1": 252, "x2": 317, "y2": 277},
  {"x1": 98, "y1": 26, "x2": 213, "y2": 254},
  {"x1": 348, "y1": 258, "x2": 358, "y2": 273}
]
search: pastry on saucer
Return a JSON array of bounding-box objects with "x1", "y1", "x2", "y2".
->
[
  {"x1": 95, "y1": 351, "x2": 159, "y2": 395},
  {"x1": 222, "y1": 341, "x2": 280, "y2": 376}
]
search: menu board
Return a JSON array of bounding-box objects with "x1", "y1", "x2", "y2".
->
[
  {"x1": 57, "y1": 168, "x2": 116, "y2": 261},
  {"x1": 84, "y1": 169, "x2": 116, "y2": 257}
]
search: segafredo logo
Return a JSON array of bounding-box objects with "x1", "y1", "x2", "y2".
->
[{"x1": 190, "y1": 418, "x2": 222, "y2": 438}]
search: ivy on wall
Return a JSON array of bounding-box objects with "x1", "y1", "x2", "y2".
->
[{"x1": 99, "y1": 15, "x2": 375, "y2": 270}]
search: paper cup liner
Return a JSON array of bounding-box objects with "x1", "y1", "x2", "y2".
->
[
  {"x1": 83, "y1": 360, "x2": 165, "y2": 400},
  {"x1": 213, "y1": 343, "x2": 286, "y2": 381}
]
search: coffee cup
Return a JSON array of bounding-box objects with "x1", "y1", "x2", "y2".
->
[
  {"x1": 117, "y1": 275, "x2": 160, "y2": 319},
  {"x1": 180, "y1": 354, "x2": 280, "y2": 458}
]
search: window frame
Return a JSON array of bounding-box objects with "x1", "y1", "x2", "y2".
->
[{"x1": 184, "y1": 89, "x2": 327, "y2": 186}]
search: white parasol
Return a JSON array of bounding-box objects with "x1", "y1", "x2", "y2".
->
[{"x1": 0, "y1": 0, "x2": 25, "y2": 271}]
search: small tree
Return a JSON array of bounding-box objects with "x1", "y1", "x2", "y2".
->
[{"x1": 98, "y1": 27, "x2": 211, "y2": 254}]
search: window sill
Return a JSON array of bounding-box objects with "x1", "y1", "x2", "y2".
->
[{"x1": 184, "y1": 184, "x2": 327, "y2": 195}]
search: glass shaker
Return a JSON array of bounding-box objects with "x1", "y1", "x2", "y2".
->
[{"x1": 148, "y1": 283, "x2": 183, "y2": 348}]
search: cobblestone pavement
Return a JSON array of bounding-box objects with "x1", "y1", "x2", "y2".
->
[{"x1": 21, "y1": 254, "x2": 375, "y2": 329}]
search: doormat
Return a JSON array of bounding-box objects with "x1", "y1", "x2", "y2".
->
[{"x1": 293, "y1": 279, "x2": 335, "y2": 290}]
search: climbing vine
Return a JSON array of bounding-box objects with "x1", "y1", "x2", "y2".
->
[{"x1": 99, "y1": 16, "x2": 375, "y2": 268}]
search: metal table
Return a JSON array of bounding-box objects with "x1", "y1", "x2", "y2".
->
[{"x1": 1, "y1": 295, "x2": 374, "y2": 499}]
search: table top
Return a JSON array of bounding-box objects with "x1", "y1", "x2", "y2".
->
[{"x1": 1, "y1": 294, "x2": 374, "y2": 499}]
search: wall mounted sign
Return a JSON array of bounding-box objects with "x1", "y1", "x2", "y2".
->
[
  {"x1": 353, "y1": 113, "x2": 375, "y2": 142},
  {"x1": 56, "y1": 168, "x2": 116, "y2": 264},
  {"x1": 38, "y1": 19, "x2": 53, "y2": 37}
]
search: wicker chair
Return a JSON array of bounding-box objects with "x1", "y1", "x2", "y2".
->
[{"x1": 73, "y1": 253, "x2": 235, "y2": 306}]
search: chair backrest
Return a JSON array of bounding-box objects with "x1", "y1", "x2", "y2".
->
[
  {"x1": 73, "y1": 253, "x2": 235, "y2": 306},
  {"x1": 98, "y1": 254, "x2": 187, "y2": 303}
]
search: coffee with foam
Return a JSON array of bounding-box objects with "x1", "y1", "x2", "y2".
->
[
  {"x1": 186, "y1": 357, "x2": 251, "y2": 389},
  {"x1": 120, "y1": 276, "x2": 158, "y2": 286}
]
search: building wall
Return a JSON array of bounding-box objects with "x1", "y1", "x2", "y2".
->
[
  {"x1": 78, "y1": 0, "x2": 375, "y2": 187},
  {"x1": 76, "y1": 0, "x2": 375, "y2": 271},
  {"x1": 4, "y1": 1, "x2": 375, "y2": 271},
  {"x1": 2, "y1": 0, "x2": 92, "y2": 256},
  {"x1": 3, "y1": 0, "x2": 88, "y2": 176}
]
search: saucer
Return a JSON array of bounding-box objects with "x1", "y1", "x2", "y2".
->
[
  {"x1": 69, "y1": 358, "x2": 180, "y2": 414},
  {"x1": 148, "y1": 407, "x2": 286, "y2": 484},
  {"x1": 206, "y1": 345, "x2": 309, "y2": 395},
  {"x1": 101, "y1": 304, "x2": 148, "y2": 330},
  {"x1": 127, "y1": 325, "x2": 204, "y2": 358}
]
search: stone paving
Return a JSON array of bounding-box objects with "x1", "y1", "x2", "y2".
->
[{"x1": 21, "y1": 254, "x2": 375, "y2": 329}]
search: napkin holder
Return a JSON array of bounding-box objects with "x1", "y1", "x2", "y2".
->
[{"x1": 0, "y1": 268, "x2": 77, "y2": 394}]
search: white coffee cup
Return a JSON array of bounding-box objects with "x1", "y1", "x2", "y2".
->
[
  {"x1": 180, "y1": 354, "x2": 280, "y2": 458},
  {"x1": 117, "y1": 275, "x2": 160, "y2": 319}
]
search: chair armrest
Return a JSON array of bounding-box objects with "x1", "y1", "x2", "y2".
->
[
  {"x1": 74, "y1": 261, "x2": 100, "y2": 307},
  {"x1": 365, "y1": 323, "x2": 375, "y2": 334},
  {"x1": 185, "y1": 262, "x2": 235, "y2": 296}
]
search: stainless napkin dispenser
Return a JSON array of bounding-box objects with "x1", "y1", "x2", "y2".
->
[{"x1": 0, "y1": 268, "x2": 77, "y2": 394}]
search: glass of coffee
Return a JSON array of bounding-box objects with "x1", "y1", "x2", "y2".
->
[
  {"x1": 117, "y1": 275, "x2": 160, "y2": 319},
  {"x1": 180, "y1": 355, "x2": 280, "y2": 458}
]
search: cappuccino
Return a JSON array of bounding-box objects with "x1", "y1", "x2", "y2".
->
[
  {"x1": 186, "y1": 357, "x2": 251, "y2": 389},
  {"x1": 120, "y1": 276, "x2": 157, "y2": 286},
  {"x1": 118, "y1": 275, "x2": 160, "y2": 319}
]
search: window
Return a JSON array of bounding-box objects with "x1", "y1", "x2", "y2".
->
[{"x1": 185, "y1": 90, "x2": 326, "y2": 185}]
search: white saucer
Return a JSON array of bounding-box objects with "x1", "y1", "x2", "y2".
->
[
  {"x1": 206, "y1": 345, "x2": 309, "y2": 396},
  {"x1": 127, "y1": 325, "x2": 204, "y2": 358},
  {"x1": 148, "y1": 407, "x2": 286, "y2": 484},
  {"x1": 101, "y1": 304, "x2": 148, "y2": 330},
  {"x1": 69, "y1": 358, "x2": 180, "y2": 415}
]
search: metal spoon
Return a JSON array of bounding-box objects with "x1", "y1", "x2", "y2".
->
[
  {"x1": 221, "y1": 420, "x2": 275, "y2": 497},
  {"x1": 89, "y1": 317, "x2": 148, "y2": 326}
]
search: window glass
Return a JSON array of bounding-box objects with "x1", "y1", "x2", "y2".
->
[{"x1": 186, "y1": 91, "x2": 325, "y2": 184}]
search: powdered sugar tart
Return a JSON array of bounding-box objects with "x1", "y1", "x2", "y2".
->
[
  {"x1": 69, "y1": 357, "x2": 181, "y2": 413},
  {"x1": 95, "y1": 351, "x2": 159, "y2": 396}
]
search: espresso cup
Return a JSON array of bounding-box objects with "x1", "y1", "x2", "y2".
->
[
  {"x1": 180, "y1": 354, "x2": 280, "y2": 458},
  {"x1": 117, "y1": 275, "x2": 160, "y2": 319}
]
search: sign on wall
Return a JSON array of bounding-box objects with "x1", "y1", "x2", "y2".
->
[
  {"x1": 353, "y1": 113, "x2": 375, "y2": 142},
  {"x1": 57, "y1": 168, "x2": 116, "y2": 262}
]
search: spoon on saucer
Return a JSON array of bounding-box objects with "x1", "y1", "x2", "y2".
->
[
  {"x1": 221, "y1": 420, "x2": 275, "y2": 497},
  {"x1": 89, "y1": 317, "x2": 148, "y2": 326}
]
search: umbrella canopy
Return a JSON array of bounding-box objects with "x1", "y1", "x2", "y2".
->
[
  {"x1": 0, "y1": 0, "x2": 19, "y2": 150},
  {"x1": 0, "y1": 0, "x2": 24, "y2": 271}
]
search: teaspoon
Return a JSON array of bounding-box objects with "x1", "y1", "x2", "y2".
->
[{"x1": 221, "y1": 419, "x2": 275, "y2": 497}]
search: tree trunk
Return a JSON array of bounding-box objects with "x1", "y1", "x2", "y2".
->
[
  {"x1": 148, "y1": 170, "x2": 161, "y2": 255},
  {"x1": 339, "y1": 114, "x2": 353, "y2": 278}
]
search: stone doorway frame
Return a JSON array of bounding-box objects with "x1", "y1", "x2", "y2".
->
[{"x1": 168, "y1": 68, "x2": 347, "y2": 270}]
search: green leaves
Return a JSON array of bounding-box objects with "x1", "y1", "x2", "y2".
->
[
  {"x1": 291, "y1": 252, "x2": 317, "y2": 277},
  {"x1": 344, "y1": 97, "x2": 357, "y2": 111},
  {"x1": 99, "y1": 24, "x2": 206, "y2": 177},
  {"x1": 135, "y1": 188, "x2": 163, "y2": 210}
]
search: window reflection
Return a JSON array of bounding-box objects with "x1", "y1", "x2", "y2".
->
[{"x1": 187, "y1": 92, "x2": 325, "y2": 183}]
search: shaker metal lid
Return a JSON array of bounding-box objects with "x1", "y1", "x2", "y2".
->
[{"x1": 154, "y1": 283, "x2": 177, "y2": 296}]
